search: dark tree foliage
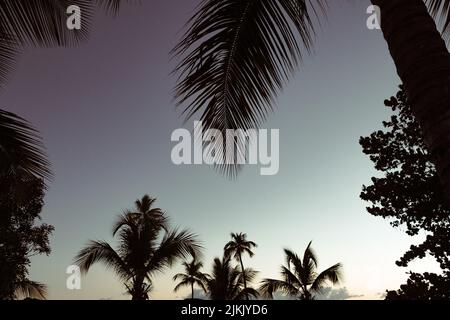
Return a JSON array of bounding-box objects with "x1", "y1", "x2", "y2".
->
[
  {"x1": 0, "y1": 173, "x2": 54, "y2": 300},
  {"x1": 360, "y1": 85, "x2": 450, "y2": 300}
]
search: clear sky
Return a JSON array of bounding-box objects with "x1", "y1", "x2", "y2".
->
[{"x1": 0, "y1": 0, "x2": 442, "y2": 300}]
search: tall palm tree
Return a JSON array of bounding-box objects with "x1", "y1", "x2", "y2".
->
[
  {"x1": 260, "y1": 242, "x2": 342, "y2": 300},
  {"x1": 206, "y1": 254, "x2": 259, "y2": 300},
  {"x1": 173, "y1": 0, "x2": 450, "y2": 197},
  {"x1": 173, "y1": 254, "x2": 209, "y2": 299},
  {"x1": 224, "y1": 232, "x2": 257, "y2": 296},
  {"x1": 74, "y1": 195, "x2": 202, "y2": 300}
]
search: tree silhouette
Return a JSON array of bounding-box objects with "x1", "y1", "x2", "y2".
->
[
  {"x1": 0, "y1": 174, "x2": 54, "y2": 300},
  {"x1": 206, "y1": 254, "x2": 259, "y2": 300},
  {"x1": 224, "y1": 232, "x2": 257, "y2": 298},
  {"x1": 75, "y1": 195, "x2": 202, "y2": 300},
  {"x1": 173, "y1": 0, "x2": 450, "y2": 197},
  {"x1": 360, "y1": 86, "x2": 450, "y2": 299},
  {"x1": 260, "y1": 242, "x2": 342, "y2": 300},
  {"x1": 173, "y1": 254, "x2": 209, "y2": 299}
]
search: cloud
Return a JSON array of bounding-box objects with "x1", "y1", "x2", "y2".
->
[
  {"x1": 316, "y1": 287, "x2": 363, "y2": 300},
  {"x1": 182, "y1": 287, "x2": 363, "y2": 301},
  {"x1": 182, "y1": 289, "x2": 209, "y2": 300}
]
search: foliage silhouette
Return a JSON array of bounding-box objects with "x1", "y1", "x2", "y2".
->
[
  {"x1": 0, "y1": 174, "x2": 53, "y2": 300},
  {"x1": 173, "y1": 253, "x2": 209, "y2": 300},
  {"x1": 206, "y1": 253, "x2": 259, "y2": 300},
  {"x1": 75, "y1": 195, "x2": 202, "y2": 300},
  {"x1": 260, "y1": 242, "x2": 342, "y2": 300},
  {"x1": 361, "y1": 86, "x2": 450, "y2": 299},
  {"x1": 173, "y1": 0, "x2": 450, "y2": 197}
]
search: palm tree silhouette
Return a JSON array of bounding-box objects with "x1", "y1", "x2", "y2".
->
[
  {"x1": 173, "y1": 254, "x2": 209, "y2": 299},
  {"x1": 173, "y1": 0, "x2": 450, "y2": 196},
  {"x1": 206, "y1": 254, "x2": 259, "y2": 300},
  {"x1": 75, "y1": 195, "x2": 202, "y2": 300},
  {"x1": 260, "y1": 242, "x2": 342, "y2": 300},
  {"x1": 224, "y1": 232, "x2": 257, "y2": 298}
]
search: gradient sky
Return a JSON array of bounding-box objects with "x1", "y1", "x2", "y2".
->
[{"x1": 0, "y1": 0, "x2": 442, "y2": 300}]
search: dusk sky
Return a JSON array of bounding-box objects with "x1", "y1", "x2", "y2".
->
[{"x1": 0, "y1": 0, "x2": 442, "y2": 299}]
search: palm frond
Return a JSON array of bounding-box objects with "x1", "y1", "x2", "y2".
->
[
  {"x1": 173, "y1": 278, "x2": 190, "y2": 292},
  {"x1": 234, "y1": 286, "x2": 259, "y2": 300},
  {"x1": 74, "y1": 240, "x2": 130, "y2": 280},
  {"x1": 0, "y1": 0, "x2": 93, "y2": 47},
  {"x1": 0, "y1": 31, "x2": 18, "y2": 89},
  {"x1": 425, "y1": 0, "x2": 450, "y2": 42},
  {"x1": 0, "y1": 109, "x2": 52, "y2": 181},
  {"x1": 280, "y1": 265, "x2": 302, "y2": 288},
  {"x1": 302, "y1": 241, "x2": 318, "y2": 285},
  {"x1": 310, "y1": 262, "x2": 343, "y2": 294},
  {"x1": 259, "y1": 278, "x2": 297, "y2": 299},
  {"x1": 146, "y1": 229, "x2": 202, "y2": 275},
  {"x1": 173, "y1": 0, "x2": 327, "y2": 176},
  {"x1": 283, "y1": 248, "x2": 302, "y2": 275},
  {"x1": 14, "y1": 280, "x2": 47, "y2": 300},
  {"x1": 95, "y1": 0, "x2": 140, "y2": 15}
]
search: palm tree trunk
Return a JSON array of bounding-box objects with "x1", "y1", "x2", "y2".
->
[
  {"x1": 238, "y1": 254, "x2": 248, "y2": 300},
  {"x1": 191, "y1": 282, "x2": 194, "y2": 300},
  {"x1": 372, "y1": 0, "x2": 450, "y2": 197}
]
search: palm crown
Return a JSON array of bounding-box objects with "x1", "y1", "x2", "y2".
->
[
  {"x1": 206, "y1": 254, "x2": 259, "y2": 300},
  {"x1": 75, "y1": 195, "x2": 202, "y2": 300},
  {"x1": 173, "y1": 254, "x2": 209, "y2": 299},
  {"x1": 260, "y1": 242, "x2": 342, "y2": 300}
]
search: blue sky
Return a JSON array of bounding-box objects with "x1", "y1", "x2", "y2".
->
[{"x1": 0, "y1": 0, "x2": 442, "y2": 299}]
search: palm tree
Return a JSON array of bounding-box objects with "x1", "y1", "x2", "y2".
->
[
  {"x1": 260, "y1": 242, "x2": 342, "y2": 300},
  {"x1": 173, "y1": 254, "x2": 209, "y2": 299},
  {"x1": 224, "y1": 232, "x2": 257, "y2": 296},
  {"x1": 173, "y1": 0, "x2": 450, "y2": 196},
  {"x1": 74, "y1": 195, "x2": 202, "y2": 300},
  {"x1": 206, "y1": 254, "x2": 259, "y2": 300}
]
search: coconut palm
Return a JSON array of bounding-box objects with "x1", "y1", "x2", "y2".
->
[
  {"x1": 224, "y1": 232, "x2": 257, "y2": 296},
  {"x1": 173, "y1": 0, "x2": 450, "y2": 196},
  {"x1": 74, "y1": 195, "x2": 202, "y2": 300},
  {"x1": 173, "y1": 254, "x2": 209, "y2": 299},
  {"x1": 206, "y1": 254, "x2": 259, "y2": 300},
  {"x1": 260, "y1": 242, "x2": 342, "y2": 300}
]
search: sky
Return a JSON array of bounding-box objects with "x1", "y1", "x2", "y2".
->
[{"x1": 0, "y1": 0, "x2": 443, "y2": 300}]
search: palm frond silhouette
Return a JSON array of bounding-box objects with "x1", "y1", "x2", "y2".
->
[
  {"x1": 0, "y1": 110, "x2": 51, "y2": 181},
  {"x1": 173, "y1": 0, "x2": 450, "y2": 197}
]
